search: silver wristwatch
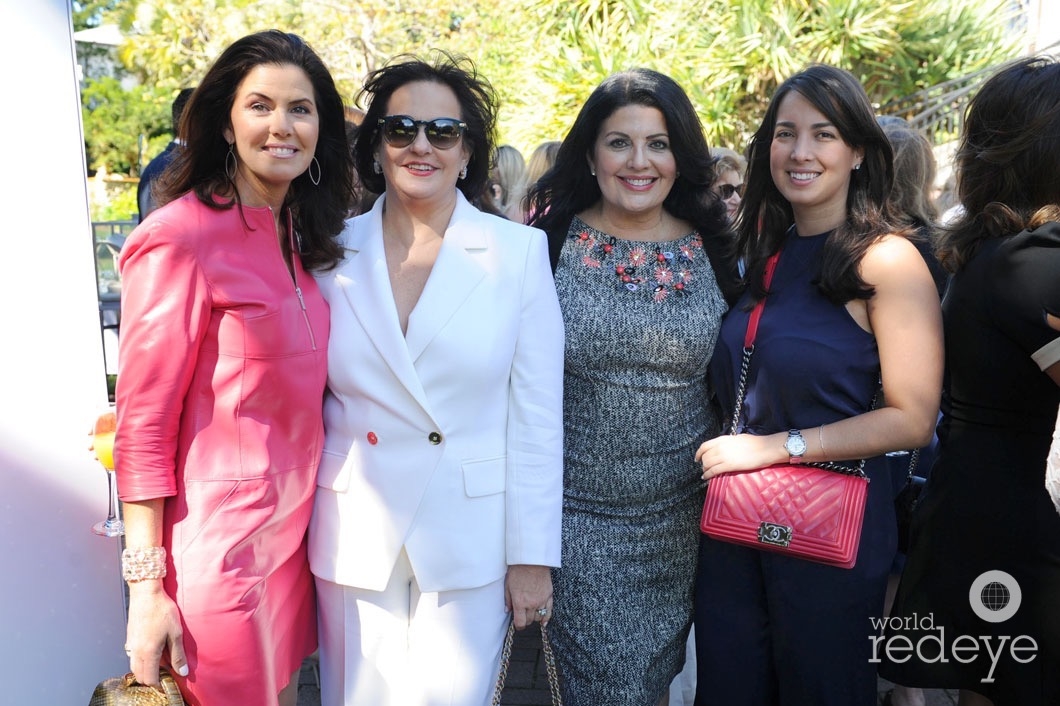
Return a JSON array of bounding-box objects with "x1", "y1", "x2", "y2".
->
[{"x1": 784, "y1": 429, "x2": 807, "y2": 464}]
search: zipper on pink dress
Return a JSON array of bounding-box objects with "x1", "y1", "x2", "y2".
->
[
  {"x1": 294, "y1": 284, "x2": 317, "y2": 350},
  {"x1": 274, "y1": 207, "x2": 318, "y2": 350}
]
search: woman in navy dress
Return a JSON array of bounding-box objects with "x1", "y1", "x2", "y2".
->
[{"x1": 692, "y1": 64, "x2": 944, "y2": 705}]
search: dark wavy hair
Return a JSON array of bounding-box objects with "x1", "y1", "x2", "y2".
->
[
  {"x1": 156, "y1": 30, "x2": 352, "y2": 271},
  {"x1": 738, "y1": 64, "x2": 900, "y2": 305},
  {"x1": 352, "y1": 51, "x2": 497, "y2": 204},
  {"x1": 526, "y1": 67, "x2": 738, "y2": 301},
  {"x1": 939, "y1": 55, "x2": 1060, "y2": 272}
]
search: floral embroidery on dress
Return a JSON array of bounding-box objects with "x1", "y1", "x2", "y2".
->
[{"x1": 568, "y1": 222, "x2": 703, "y2": 302}]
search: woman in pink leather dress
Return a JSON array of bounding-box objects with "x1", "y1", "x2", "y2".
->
[{"x1": 113, "y1": 31, "x2": 352, "y2": 706}]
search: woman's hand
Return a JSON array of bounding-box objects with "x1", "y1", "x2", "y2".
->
[
  {"x1": 695, "y1": 433, "x2": 782, "y2": 480},
  {"x1": 125, "y1": 581, "x2": 188, "y2": 685},
  {"x1": 505, "y1": 564, "x2": 553, "y2": 629}
]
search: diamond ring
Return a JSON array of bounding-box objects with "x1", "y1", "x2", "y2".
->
[{"x1": 536, "y1": 607, "x2": 548, "y2": 617}]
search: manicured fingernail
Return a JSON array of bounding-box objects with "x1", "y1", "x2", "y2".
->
[{"x1": 177, "y1": 665, "x2": 189, "y2": 677}]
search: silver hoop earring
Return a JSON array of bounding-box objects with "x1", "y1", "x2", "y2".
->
[
  {"x1": 459, "y1": 166, "x2": 468, "y2": 180},
  {"x1": 308, "y1": 157, "x2": 321, "y2": 186},
  {"x1": 225, "y1": 144, "x2": 237, "y2": 181},
  {"x1": 372, "y1": 160, "x2": 382, "y2": 175}
]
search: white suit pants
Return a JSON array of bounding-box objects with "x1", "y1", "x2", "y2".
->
[{"x1": 316, "y1": 549, "x2": 508, "y2": 706}]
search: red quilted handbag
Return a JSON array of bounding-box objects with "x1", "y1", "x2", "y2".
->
[
  {"x1": 699, "y1": 250, "x2": 870, "y2": 569},
  {"x1": 700, "y1": 462, "x2": 868, "y2": 568}
]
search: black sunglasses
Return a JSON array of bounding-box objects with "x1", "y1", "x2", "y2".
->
[
  {"x1": 378, "y1": 115, "x2": 467, "y2": 150},
  {"x1": 717, "y1": 183, "x2": 744, "y2": 199}
]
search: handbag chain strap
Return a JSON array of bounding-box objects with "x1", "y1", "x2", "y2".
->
[
  {"x1": 492, "y1": 619, "x2": 564, "y2": 706},
  {"x1": 904, "y1": 447, "x2": 921, "y2": 480},
  {"x1": 730, "y1": 248, "x2": 869, "y2": 478}
]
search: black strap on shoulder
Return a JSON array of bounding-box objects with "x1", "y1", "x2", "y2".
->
[{"x1": 546, "y1": 221, "x2": 571, "y2": 275}]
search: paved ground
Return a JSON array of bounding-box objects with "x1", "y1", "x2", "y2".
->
[
  {"x1": 295, "y1": 632, "x2": 960, "y2": 705},
  {"x1": 296, "y1": 655, "x2": 321, "y2": 705}
]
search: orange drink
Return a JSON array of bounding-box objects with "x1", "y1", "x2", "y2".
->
[{"x1": 92, "y1": 410, "x2": 117, "y2": 471}]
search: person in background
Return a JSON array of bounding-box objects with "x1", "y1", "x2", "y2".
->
[
  {"x1": 694, "y1": 64, "x2": 943, "y2": 706},
  {"x1": 936, "y1": 173, "x2": 963, "y2": 225},
  {"x1": 115, "y1": 30, "x2": 352, "y2": 706},
  {"x1": 526, "y1": 67, "x2": 739, "y2": 706},
  {"x1": 710, "y1": 146, "x2": 747, "y2": 223},
  {"x1": 879, "y1": 121, "x2": 947, "y2": 296},
  {"x1": 523, "y1": 140, "x2": 561, "y2": 221},
  {"x1": 525, "y1": 140, "x2": 561, "y2": 187},
  {"x1": 308, "y1": 51, "x2": 564, "y2": 706},
  {"x1": 137, "y1": 87, "x2": 194, "y2": 222},
  {"x1": 876, "y1": 118, "x2": 949, "y2": 706},
  {"x1": 489, "y1": 143, "x2": 529, "y2": 221},
  {"x1": 881, "y1": 55, "x2": 1060, "y2": 706}
]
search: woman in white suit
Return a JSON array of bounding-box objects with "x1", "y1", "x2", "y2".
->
[{"x1": 309, "y1": 52, "x2": 565, "y2": 706}]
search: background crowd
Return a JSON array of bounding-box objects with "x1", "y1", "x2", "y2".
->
[{"x1": 107, "y1": 28, "x2": 1059, "y2": 706}]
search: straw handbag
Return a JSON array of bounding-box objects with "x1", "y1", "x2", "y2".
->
[{"x1": 88, "y1": 669, "x2": 185, "y2": 706}]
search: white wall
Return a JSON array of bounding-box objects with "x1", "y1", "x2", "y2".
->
[
  {"x1": 1028, "y1": 0, "x2": 1060, "y2": 54},
  {"x1": 0, "y1": 3, "x2": 128, "y2": 702}
]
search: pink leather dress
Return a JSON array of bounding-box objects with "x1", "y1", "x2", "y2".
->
[{"x1": 114, "y1": 193, "x2": 329, "y2": 706}]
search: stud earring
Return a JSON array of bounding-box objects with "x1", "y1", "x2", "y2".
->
[
  {"x1": 854, "y1": 163, "x2": 862, "y2": 171},
  {"x1": 372, "y1": 160, "x2": 382, "y2": 174}
]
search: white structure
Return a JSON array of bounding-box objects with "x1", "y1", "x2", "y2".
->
[
  {"x1": 1025, "y1": 0, "x2": 1060, "y2": 54},
  {"x1": 0, "y1": 4, "x2": 128, "y2": 703}
]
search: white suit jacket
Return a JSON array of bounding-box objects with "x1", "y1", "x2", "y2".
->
[{"x1": 308, "y1": 192, "x2": 565, "y2": 593}]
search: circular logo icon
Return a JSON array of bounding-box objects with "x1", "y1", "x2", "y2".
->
[{"x1": 968, "y1": 570, "x2": 1021, "y2": 623}]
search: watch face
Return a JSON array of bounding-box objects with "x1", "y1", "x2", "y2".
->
[{"x1": 786, "y1": 431, "x2": 807, "y2": 456}]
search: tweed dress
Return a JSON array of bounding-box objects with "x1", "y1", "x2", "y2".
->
[{"x1": 549, "y1": 217, "x2": 728, "y2": 705}]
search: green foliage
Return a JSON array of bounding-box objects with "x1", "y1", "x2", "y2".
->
[
  {"x1": 505, "y1": 0, "x2": 1022, "y2": 151},
  {"x1": 81, "y1": 76, "x2": 174, "y2": 175},
  {"x1": 85, "y1": 0, "x2": 1025, "y2": 169},
  {"x1": 91, "y1": 181, "x2": 138, "y2": 223},
  {"x1": 108, "y1": 0, "x2": 462, "y2": 99},
  {"x1": 73, "y1": 0, "x2": 124, "y2": 30}
]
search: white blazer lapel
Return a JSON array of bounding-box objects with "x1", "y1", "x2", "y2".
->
[
  {"x1": 332, "y1": 198, "x2": 433, "y2": 411},
  {"x1": 405, "y1": 194, "x2": 489, "y2": 362}
]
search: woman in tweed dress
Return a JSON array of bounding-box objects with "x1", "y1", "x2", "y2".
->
[{"x1": 526, "y1": 68, "x2": 740, "y2": 706}]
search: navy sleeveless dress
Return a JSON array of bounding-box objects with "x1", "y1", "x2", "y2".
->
[{"x1": 695, "y1": 229, "x2": 897, "y2": 706}]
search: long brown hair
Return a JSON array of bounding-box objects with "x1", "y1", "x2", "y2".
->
[
  {"x1": 157, "y1": 30, "x2": 352, "y2": 271},
  {"x1": 737, "y1": 64, "x2": 904, "y2": 305}
]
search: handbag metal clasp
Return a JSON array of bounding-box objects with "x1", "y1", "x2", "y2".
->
[{"x1": 758, "y1": 522, "x2": 793, "y2": 547}]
